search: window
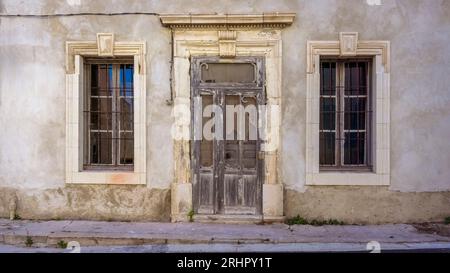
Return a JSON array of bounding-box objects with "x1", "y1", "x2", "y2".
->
[
  {"x1": 319, "y1": 59, "x2": 372, "y2": 170},
  {"x1": 305, "y1": 35, "x2": 390, "y2": 186},
  {"x1": 200, "y1": 63, "x2": 256, "y2": 83},
  {"x1": 83, "y1": 59, "x2": 134, "y2": 170},
  {"x1": 66, "y1": 39, "x2": 146, "y2": 185}
]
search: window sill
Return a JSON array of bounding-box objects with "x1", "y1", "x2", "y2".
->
[
  {"x1": 66, "y1": 171, "x2": 145, "y2": 185},
  {"x1": 83, "y1": 166, "x2": 134, "y2": 172},
  {"x1": 306, "y1": 172, "x2": 389, "y2": 186},
  {"x1": 319, "y1": 167, "x2": 372, "y2": 172}
]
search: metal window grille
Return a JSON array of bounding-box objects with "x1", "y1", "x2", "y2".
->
[
  {"x1": 83, "y1": 58, "x2": 134, "y2": 170},
  {"x1": 319, "y1": 59, "x2": 373, "y2": 171}
]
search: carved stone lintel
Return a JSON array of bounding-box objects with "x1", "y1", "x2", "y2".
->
[
  {"x1": 339, "y1": 32, "x2": 358, "y2": 56},
  {"x1": 218, "y1": 30, "x2": 237, "y2": 58},
  {"x1": 159, "y1": 13, "x2": 296, "y2": 29},
  {"x1": 66, "y1": 40, "x2": 146, "y2": 74},
  {"x1": 97, "y1": 33, "x2": 115, "y2": 56},
  {"x1": 307, "y1": 33, "x2": 390, "y2": 73}
]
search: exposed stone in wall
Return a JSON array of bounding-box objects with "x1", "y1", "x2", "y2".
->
[
  {"x1": 0, "y1": 186, "x2": 171, "y2": 221},
  {"x1": 285, "y1": 188, "x2": 450, "y2": 224}
]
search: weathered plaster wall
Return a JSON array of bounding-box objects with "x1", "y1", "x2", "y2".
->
[
  {"x1": 0, "y1": 186, "x2": 170, "y2": 221},
  {"x1": 0, "y1": 0, "x2": 449, "y2": 222},
  {"x1": 279, "y1": 0, "x2": 450, "y2": 193},
  {"x1": 285, "y1": 188, "x2": 450, "y2": 224},
  {"x1": 0, "y1": 3, "x2": 174, "y2": 220}
]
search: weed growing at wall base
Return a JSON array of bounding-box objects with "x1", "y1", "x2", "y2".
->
[
  {"x1": 445, "y1": 216, "x2": 450, "y2": 225},
  {"x1": 286, "y1": 215, "x2": 345, "y2": 226},
  {"x1": 187, "y1": 209, "x2": 195, "y2": 222},
  {"x1": 57, "y1": 240, "x2": 68, "y2": 249},
  {"x1": 25, "y1": 236, "x2": 33, "y2": 247}
]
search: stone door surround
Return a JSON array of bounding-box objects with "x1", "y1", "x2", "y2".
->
[{"x1": 160, "y1": 13, "x2": 295, "y2": 222}]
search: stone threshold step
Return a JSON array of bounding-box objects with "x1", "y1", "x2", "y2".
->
[{"x1": 191, "y1": 214, "x2": 285, "y2": 224}]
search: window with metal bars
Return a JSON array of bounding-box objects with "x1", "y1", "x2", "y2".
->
[
  {"x1": 83, "y1": 58, "x2": 134, "y2": 170},
  {"x1": 319, "y1": 59, "x2": 372, "y2": 170}
]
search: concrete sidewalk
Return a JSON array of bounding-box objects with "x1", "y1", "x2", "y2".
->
[{"x1": 0, "y1": 219, "x2": 449, "y2": 252}]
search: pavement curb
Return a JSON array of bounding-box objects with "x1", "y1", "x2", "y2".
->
[{"x1": 1, "y1": 219, "x2": 449, "y2": 250}]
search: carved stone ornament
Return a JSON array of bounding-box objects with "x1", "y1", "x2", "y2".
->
[
  {"x1": 339, "y1": 32, "x2": 358, "y2": 56},
  {"x1": 97, "y1": 33, "x2": 115, "y2": 56},
  {"x1": 159, "y1": 13, "x2": 295, "y2": 29},
  {"x1": 218, "y1": 30, "x2": 237, "y2": 57}
]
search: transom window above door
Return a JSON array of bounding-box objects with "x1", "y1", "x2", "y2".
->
[
  {"x1": 192, "y1": 57, "x2": 264, "y2": 88},
  {"x1": 83, "y1": 58, "x2": 134, "y2": 170},
  {"x1": 200, "y1": 62, "x2": 256, "y2": 83},
  {"x1": 319, "y1": 59, "x2": 373, "y2": 171}
]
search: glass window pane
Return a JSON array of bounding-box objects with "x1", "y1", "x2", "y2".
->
[
  {"x1": 90, "y1": 97, "x2": 112, "y2": 130},
  {"x1": 242, "y1": 96, "x2": 257, "y2": 169},
  {"x1": 120, "y1": 98, "x2": 133, "y2": 113},
  {"x1": 344, "y1": 132, "x2": 365, "y2": 165},
  {"x1": 119, "y1": 132, "x2": 134, "y2": 165},
  {"x1": 358, "y1": 62, "x2": 367, "y2": 91},
  {"x1": 243, "y1": 96, "x2": 257, "y2": 141},
  {"x1": 119, "y1": 97, "x2": 133, "y2": 131},
  {"x1": 120, "y1": 64, "x2": 134, "y2": 96},
  {"x1": 201, "y1": 63, "x2": 255, "y2": 83},
  {"x1": 345, "y1": 62, "x2": 367, "y2": 95},
  {"x1": 320, "y1": 97, "x2": 336, "y2": 130},
  {"x1": 224, "y1": 95, "x2": 240, "y2": 168},
  {"x1": 90, "y1": 64, "x2": 98, "y2": 96},
  {"x1": 320, "y1": 132, "x2": 335, "y2": 165},
  {"x1": 344, "y1": 98, "x2": 366, "y2": 130},
  {"x1": 200, "y1": 95, "x2": 213, "y2": 167},
  {"x1": 321, "y1": 62, "x2": 336, "y2": 95},
  {"x1": 92, "y1": 64, "x2": 113, "y2": 97},
  {"x1": 90, "y1": 132, "x2": 112, "y2": 164},
  {"x1": 120, "y1": 112, "x2": 133, "y2": 131}
]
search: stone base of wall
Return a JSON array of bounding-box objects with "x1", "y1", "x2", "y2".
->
[
  {"x1": 285, "y1": 187, "x2": 450, "y2": 224},
  {"x1": 0, "y1": 186, "x2": 171, "y2": 222},
  {"x1": 1, "y1": 185, "x2": 449, "y2": 224}
]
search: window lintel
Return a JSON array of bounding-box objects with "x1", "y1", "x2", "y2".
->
[{"x1": 66, "y1": 34, "x2": 146, "y2": 74}]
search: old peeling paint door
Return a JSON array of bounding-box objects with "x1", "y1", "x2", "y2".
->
[
  {"x1": 222, "y1": 93, "x2": 261, "y2": 214},
  {"x1": 191, "y1": 57, "x2": 265, "y2": 215}
]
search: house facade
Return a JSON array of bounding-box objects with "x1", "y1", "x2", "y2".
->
[{"x1": 0, "y1": 0, "x2": 449, "y2": 224}]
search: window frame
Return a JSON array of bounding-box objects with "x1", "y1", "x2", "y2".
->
[
  {"x1": 319, "y1": 58, "x2": 373, "y2": 172},
  {"x1": 65, "y1": 39, "x2": 146, "y2": 185},
  {"x1": 305, "y1": 35, "x2": 390, "y2": 186}
]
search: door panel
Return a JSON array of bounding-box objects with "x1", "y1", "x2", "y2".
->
[
  {"x1": 222, "y1": 93, "x2": 258, "y2": 214},
  {"x1": 192, "y1": 56, "x2": 264, "y2": 216},
  {"x1": 198, "y1": 173, "x2": 214, "y2": 214},
  {"x1": 197, "y1": 94, "x2": 215, "y2": 214}
]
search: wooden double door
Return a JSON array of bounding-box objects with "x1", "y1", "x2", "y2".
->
[{"x1": 191, "y1": 57, "x2": 265, "y2": 215}]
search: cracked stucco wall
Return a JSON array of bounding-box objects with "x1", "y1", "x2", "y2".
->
[{"x1": 0, "y1": 0, "x2": 449, "y2": 222}]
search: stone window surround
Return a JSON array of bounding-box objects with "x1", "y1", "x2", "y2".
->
[
  {"x1": 306, "y1": 32, "x2": 391, "y2": 186},
  {"x1": 65, "y1": 34, "x2": 147, "y2": 185},
  {"x1": 160, "y1": 13, "x2": 295, "y2": 221}
]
